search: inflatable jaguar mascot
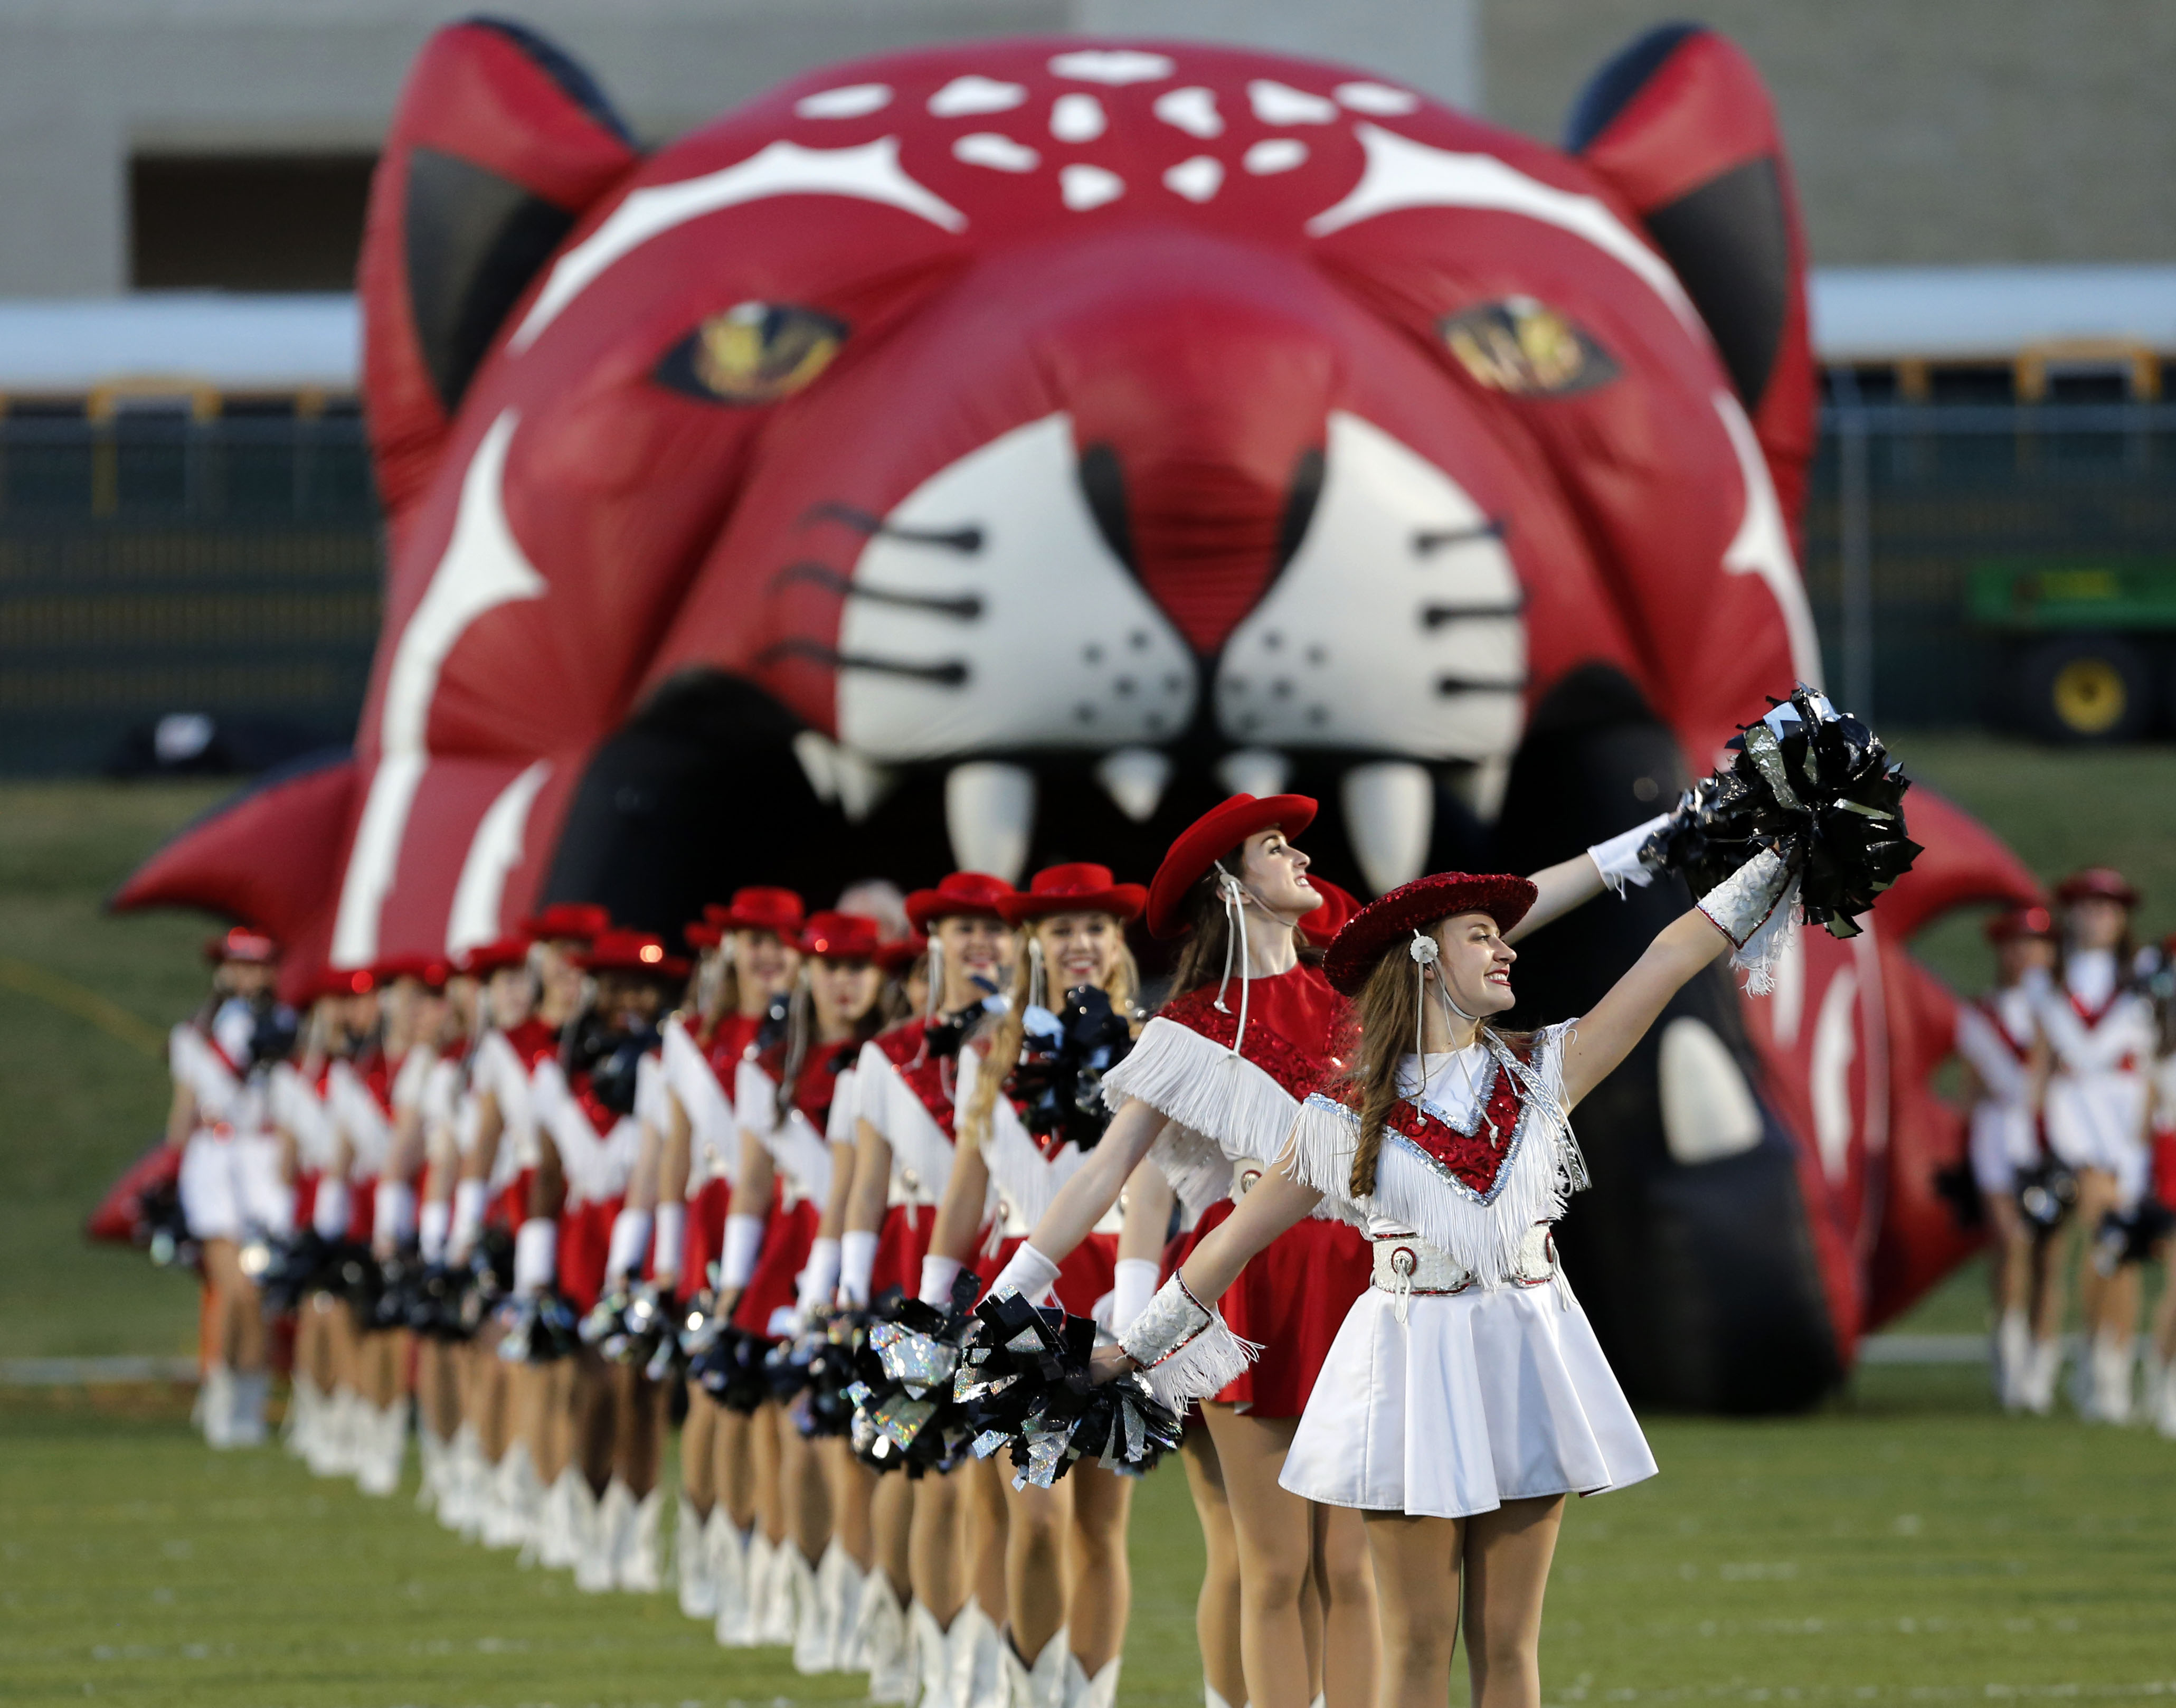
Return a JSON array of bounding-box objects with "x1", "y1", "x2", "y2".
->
[{"x1": 117, "y1": 21, "x2": 2040, "y2": 1409}]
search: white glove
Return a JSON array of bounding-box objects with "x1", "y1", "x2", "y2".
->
[
  {"x1": 1697, "y1": 846, "x2": 1801, "y2": 996},
  {"x1": 718, "y1": 1213, "x2": 765, "y2": 1291},
  {"x1": 797, "y1": 1238, "x2": 841, "y2": 1318},
  {"x1": 650, "y1": 1202, "x2": 685, "y2": 1288},
  {"x1": 1109, "y1": 1257, "x2": 1160, "y2": 1335},
  {"x1": 311, "y1": 1178, "x2": 351, "y2": 1240},
  {"x1": 606, "y1": 1206, "x2": 652, "y2": 1282},
  {"x1": 447, "y1": 1179, "x2": 487, "y2": 1263},
  {"x1": 513, "y1": 1218, "x2": 557, "y2": 1294},
  {"x1": 987, "y1": 1241, "x2": 1061, "y2": 1306},
  {"x1": 417, "y1": 1199, "x2": 450, "y2": 1264},
  {"x1": 918, "y1": 1253, "x2": 966, "y2": 1308},
  {"x1": 838, "y1": 1229, "x2": 879, "y2": 1307},
  {"x1": 373, "y1": 1179, "x2": 417, "y2": 1248},
  {"x1": 1587, "y1": 810, "x2": 1676, "y2": 895}
]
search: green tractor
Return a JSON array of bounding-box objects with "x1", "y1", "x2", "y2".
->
[{"x1": 1971, "y1": 559, "x2": 2176, "y2": 741}]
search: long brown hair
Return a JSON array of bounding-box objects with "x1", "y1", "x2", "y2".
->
[
  {"x1": 959, "y1": 921, "x2": 1140, "y2": 1152},
  {"x1": 1334, "y1": 921, "x2": 1535, "y2": 1198},
  {"x1": 774, "y1": 964, "x2": 882, "y2": 1127},
  {"x1": 1165, "y1": 848, "x2": 1319, "y2": 1001}
]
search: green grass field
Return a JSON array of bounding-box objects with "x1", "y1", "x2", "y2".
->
[{"x1": 1, "y1": 739, "x2": 2173, "y2": 1705}]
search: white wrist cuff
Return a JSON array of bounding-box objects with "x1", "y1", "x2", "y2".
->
[
  {"x1": 418, "y1": 1200, "x2": 451, "y2": 1263},
  {"x1": 720, "y1": 1213, "x2": 765, "y2": 1290},
  {"x1": 798, "y1": 1238, "x2": 841, "y2": 1316},
  {"x1": 838, "y1": 1229, "x2": 879, "y2": 1307},
  {"x1": 651, "y1": 1202, "x2": 685, "y2": 1285},
  {"x1": 606, "y1": 1207, "x2": 652, "y2": 1282},
  {"x1": 311, "y1": 1178, "x2": 351, "y2": 1240},
  {"x1": 373, "y1": 1179, "x2": 417, "y2": 1247},
  {"x1": 988, "y1": 1241, "x2": 1061, "y2": 1306},
  {"x1": 1588, "y1": 810, "x2": 1674, "y2": 894},
  {"x1": 447, "y1": 1179, "x2": 487, "y2": 1261},
  {"x1": 1110, "y1": 1257, "x2": 1160, "y2": 1335},
  {"x1": 918, "y1": 1254, "x2": 966, "y2": 1308},
  {"x1": 513, "y1": 1218, "x2": 558, "y2": 1294}
]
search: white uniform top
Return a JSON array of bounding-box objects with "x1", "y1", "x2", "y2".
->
[
  {"x1": 469, "y1": 1030, "x2": 542, "y2": 1176},
  {"x1": 2037, "y1": 951, "x2": 2153, "y2": 1194},
  {"x1": 170, "y1": 1004, "x2": 267, "y2": 1136},
  {"x1": 735, "y1": 1058, "x2": 832, "y2": 1208},
  {"x1": 421, "y1": 1049, "x2": 470, "y2": 1181},
  {"x1": 959, "y1": 1042, "x2": 1121, "y2": 1239},
  {"x1": 327, "y1": 1055, "x2": 396, "y2": 1179},
  {"x1": 269, "y1": 1060, "x2": 338, "y2": 1174},
  {"x1": 854, "y1": 1034, "x2": 954, "y2": 1207},
  {"x1": 1955, "y1": 986, "x2": 2039, "y2": 1190},
  {"x1": 531, "y1": 1055, "x2": 645, "y2": 1206},
  {"x1": 663, "y1": 1015, "x2": 739, "y2": 1196}
]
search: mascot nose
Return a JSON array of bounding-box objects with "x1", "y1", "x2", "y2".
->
[{"x1": 1057, "y1": 299, "x2": 1333, "y2": 658}]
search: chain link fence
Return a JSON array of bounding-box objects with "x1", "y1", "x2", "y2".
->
[{"x1": 1, "y1": 403, "x2": 2169, "y2": 775}]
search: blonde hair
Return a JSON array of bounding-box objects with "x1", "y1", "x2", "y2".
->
[{"x1": 958, "y1": 918, "x2": 1139, "y2": 1153}]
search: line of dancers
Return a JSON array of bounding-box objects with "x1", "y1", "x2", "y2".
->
[{"x1": 145, "y1": 695, "x2": 1920, "y2": 1708}]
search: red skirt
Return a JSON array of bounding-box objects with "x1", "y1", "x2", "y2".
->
[
  {"x1": 349, "y1": 1174, "x2": 378, "y2": 1251},
  {"x1": 733, "y1": 1196, "x2": 820, "y2": 1338},
  {"x1": 975, "y1": 1231, "x2": 1119, "y2": 1318},
  {"x1": 292, "y1": 1170, "x2": 319, "y2": 1233},
  {"x1": 491, "y1": 1166, "x2": 536, "y2": 1231},
  {"x1": 681, "y1": 1176, "x2": 733, "y2": 1294},
  {"x1": 2154, "y1": 1128, "x2": 2176, "y2": 1211},
  {"x1": 871, "y1": 1202, "x2": 936, "y2": 1302},
  {"x1": 1181, "y1": 1200, "x2": 1370, "y2": 1419},
  {"x1": 559, "y1": 1195, "x2": 623, "y2": 1313}
]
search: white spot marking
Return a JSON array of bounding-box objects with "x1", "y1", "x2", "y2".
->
[
  {"x1": 1163, "y1": 156, "x2": 1225, "y2": 203},
  {"x1": 1341, "y1": 761, "x2": 1433, "y2": 894},
  {"x1": 512, "y1": 139, "x2": 965, "y2": 348},
  {"x1": 1810, "y1": 966, "x2": 1860, "y2": 1182},
  {"x1": 1060, "y1": 163, "x2": 1125, "y2": 210},
  {"x1": 796, "y1": 84, "x2": 892, "y2": 119},
  {"x1": 331, "y1": 752, "x2": 427, "y2": 968},
  {"x1": 1051, "y1": 92, "x2": 1108, "y2": 143},
  {"x1": 1308, "y1": 125, "x2": 1698, "y2": 330},
  {"x1": 928, "y1": 75, "x2": 1027, "y2": 117},
  {"x1": 382, "y1": 411, "x2": 545, "y2": 756},
  {"x1": 1716, "y1": 392, "x2": 1824, "y2": 688},
  {"x1": 1153, "y1": 87, "x2": 1223, "y2": 138},
  {"x1": 1244, "y1": 138, "x2": 1308, "y2": 175},
  {"x1": 446, "y1": 761, "x2": 551, "y2": 955},
  {"x1": 1248, "y1": 80, "x2": 1339, "y2": 125},
  {"x1": 1659, "y1": 1017, "x2": 1764, "y2": 1165},
  {"x1": 1048, "y1": 49, "x2": 1174, "y2": 85},
  {"x1": 1335, "y1": 80, "x2": 1420, "y2": 115},
  {"x1": 944, "y1": 762, "x2": 1036, "y2": 885},
  {"x1": 954, "y1": 133, "x2": 1040, "y2": 173}
]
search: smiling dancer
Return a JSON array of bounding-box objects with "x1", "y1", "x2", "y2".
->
[
  {"x1": 988, "y1": 794, "x2": 1675, "y2": 1708},
  {"x1": 1106, "y1": 837, "x2": 1797, "y2": 1708}
]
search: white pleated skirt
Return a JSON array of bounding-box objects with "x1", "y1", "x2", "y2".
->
[{"x1": 1279, "y1": 1278, "x2": 1657, "y2": 1520}]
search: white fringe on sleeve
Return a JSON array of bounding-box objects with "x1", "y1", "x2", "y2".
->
[{"x1": 1102, "y1": 1015, "x2": 1301, "y2": 1166}]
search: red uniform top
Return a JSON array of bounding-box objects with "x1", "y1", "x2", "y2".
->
[{"x1": 1157, "y1": 961, "x2": 1352, "y2": 1097}]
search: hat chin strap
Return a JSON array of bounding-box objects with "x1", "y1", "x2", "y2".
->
[
  {"x1": 1209, "y1": 862, "x2": 1309, "y2": 1064},
  {"x1": 1408, "y1": 929, "x2": 1482, "y2": 1063}
]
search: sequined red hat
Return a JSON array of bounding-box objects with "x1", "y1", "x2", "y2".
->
[
  {"x1": 1144, "y1": 794, "x2": 1318, "y2": 939},
  {"x1": 903, "y1": 872, "x2": 1017, "y2": 931},
  {"x1": 310, "y1": 966, "x2": 378, "y2": 1002},
  {"x1": 878, "y1": 934, "x2": 929, "y2": 973},
  {"x1": 577, "y1": 929, "x2": 689, "y2": 979},
  {"x1": 2055, "y1": 867, "x2": 2138, "y2": 908},
  {"x1": 704, "y1": 887, "x2": 806, "y2": 936},
  {"x1": 519, "y1": 901, "x2": 610, "y2": 943},
  {"x1": 998, "y1": 863, "x2": 1146, "y2": 926},
  {"x1": 799, "y1": 911, "x2": 884, "y2": 961},
  {"x1": 1983, "y1": 904, "x2": 2055, "y2": 944},
  {"x1": 456, "y1": 936, "x2": 532, "y2": 976},
  {"x1": 1321, "y1": 872, "x2": 1539, "y2": 996}
]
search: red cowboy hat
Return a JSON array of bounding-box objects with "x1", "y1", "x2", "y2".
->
[
  {"x1": 1321, "y1": 872, "x2": 1539, "y2": 997},
  {"x1": 703, "y1": 886, "x2": 806, "y2": 936},
  {"x1": 800, "y1": 911, "x2": 884, "y2": 961},
  {"x1": 371, "y1": 953, "x2": 451, "y2": 990},
  {"x1": 683, "y1": 921, "x2": 723, "y2": 950},
  {"x1": 307, "y1": 966, "x2": 378, "y2": 1002},
  {"x1": 1299, "y1": 876, "x2": 1363, "y2": 948},
  {"x1": 998, "y1": 863, "x2": 1147, "y2": 927},
  {"x1": 456, "y1": 936, "x2": 532, "y2": 976},
  {"x1": 2055, "y1": 867, "x2": 2138, "y2": 908},
  {"x1": 1144, "y1": 794, "x2": 1319, "y2": 940},
  {"x1": 903, "y1": 872, "x2": 1017, "y2": 932},
  {"x1": 878, "y1": 933, "x2": 929, "y2": 974},
  {"x1": 576, "y1": 928, "x2": 689, "y2": 979},
  {"x1": 520, "y1": 901, "x2": 610, "y2": 943},
  {"x1": 1983, "y1": 904, "x2": 2055, "y2": 944},
  {"x1": 203, "y1": 926, "x2": 279, "y2": 966}
]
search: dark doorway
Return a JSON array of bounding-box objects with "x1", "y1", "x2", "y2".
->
[{"x1": 130, "y1": 154, "x2": 377, "y2": 291}]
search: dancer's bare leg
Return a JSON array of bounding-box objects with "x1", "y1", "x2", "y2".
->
[
  {"x1": 779, "y1": 1406, "x2": 831, "y2": 1564},
  {"x1": 682, "y1": 1388, "x2": 719, "y2": 1520},
  {"x1": 1366, "y1": 1495, "x2": 1565, "y2": 1708},
  {"x1": 873, "y1": 1470, "x2": 915, "y2": 1602},
  {"x1": 717, "y1": 1404, "x2": 758, "y2": 1532},
  {"x1": 1181, "y1": 1427, "x2": 1247, "y2": 1708},
  {"x1": 1001, "y1": 1470, "x2": 1068, "y2": 1659},
  {"x1": 966, "y1": 1453, "x2": 1008, "y2": 1624},
  {"x1": 1201, "y1": 1406, "x2": 1318, "y2": 1708},
  {"x1": 1311, "y1": 1500, "x2": 1376, "y2": 1708},
  {"x1": 826, "y1": 1439, "x2": 875, "y2": 1569},
  {"x1": 909, "y1": 1467, "x2": 967, "y2": 1626},
  {"x1": 1065, "y1": 1464, "x2": 1133, "y2": 1673}
]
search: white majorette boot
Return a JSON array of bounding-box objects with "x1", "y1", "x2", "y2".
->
[
  {"x1": 1063, "y1": 1652, "x2": 1121, "y2": 1708},
  {"x1": 676, "y1": 1497, "x2": 717, "y2": 1619},
  {"x1": 414, "y1": 1426, "x2": 446, "y2": 1513},
  {"x1": 617, "y1": 1485, "x2": 665, "y2": 1593},
  {"x1": 817, "y1": 1540, "x2": 865, "y2": 1670},
  {"x1": 537, "y1": 1466, "x2": 586, "y2": 1570},
  {"x1": 356, "y1": 1399, "x2": 407, "y2": 1496},
  {"x1": 282, "y1": 1372, "x2": 320, "y2": 1458},
  {"x1": 200, "y1": 1364, "x2": 236, "y2": 1450},
  {"x1": 1204, "y1": 1683, "x2": 1246, "y2": 1708},
  {"x1": 2154, "y1": 1360, "x2": 2176, "y2": 1439},
  {"x1": 485, "y1": 1443, "x2": 541, "y2": 1551},
  {"x1": 954, "y1": 1599, "x2": 1007, "y2": 1708},
  {"x1": 1013, "y1": 1629, "x2": 1069, "y2": 1708},
  {"x1": 857, "y1": 1574, "x2": 916, "y2": 1705},
  {"x1": 758, "y1": 1533, "x2": 799, "y2": 1646},
  {"x1": 304, "y1": 1386, "x2": 348, "y2": 1476},
  {"x1": 2020, "y1": 1336, "x2": 2061, "y2": 1416},
  {"x1": 442, "y1": 1424, "x2": 483, "y2": 1536},
  {"x1": 2088, "y1": 1333, "x2": 2136, "y2": 1424},
  {"x1": 580, "y1": 1477, "x2": 629, "y2": 1592},
  {"x1": 1995, "y1": 1310, "x2": 2030, "y2": 1412},
  {"x1": 911, "y1": 1600, "x2": 955, "y2": 1708},
  {"x1": 789, "y1": 1546, "x2": 829, "y2": 1674},
  {"x1": 228, "y1": 1369, "x2": 270, "y2": 1448},
  {"x1": 713, "y1": 1519, "x2": 755, "y2": 1647}
]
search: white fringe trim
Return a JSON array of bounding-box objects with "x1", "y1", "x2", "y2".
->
[
  {"x1": 985, "y1": 1100, "x2": 1062, "y2": 1228},
  {"x1": 1102, "y1": 1017, "x2": 1301, "y2": 1168},
  {"x1": 1147, "y1": 1124, "x2": 1234, "y2": 1222},
  {"x1": 869, "y1": 1056, "x2": 955, "y2": 1198},
  {"x1": 1134, "y1": 1311, "x2": 1262, "y2": 1412}
]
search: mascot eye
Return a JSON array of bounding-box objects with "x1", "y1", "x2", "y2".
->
[
  {"x1": 656, "y1": 301, "x2": 847, "y2": 404},
  {"x1": 1438, "y1": 298, "x2": 1617, "y2": 398}
]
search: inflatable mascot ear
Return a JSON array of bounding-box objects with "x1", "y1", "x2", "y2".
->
[
  {"x1": 359, "y1": 18, "x2": 641, "y2": 535},
  {"x1": 1567, "y1": 25, "x2": 1817, "y2": 535}
]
